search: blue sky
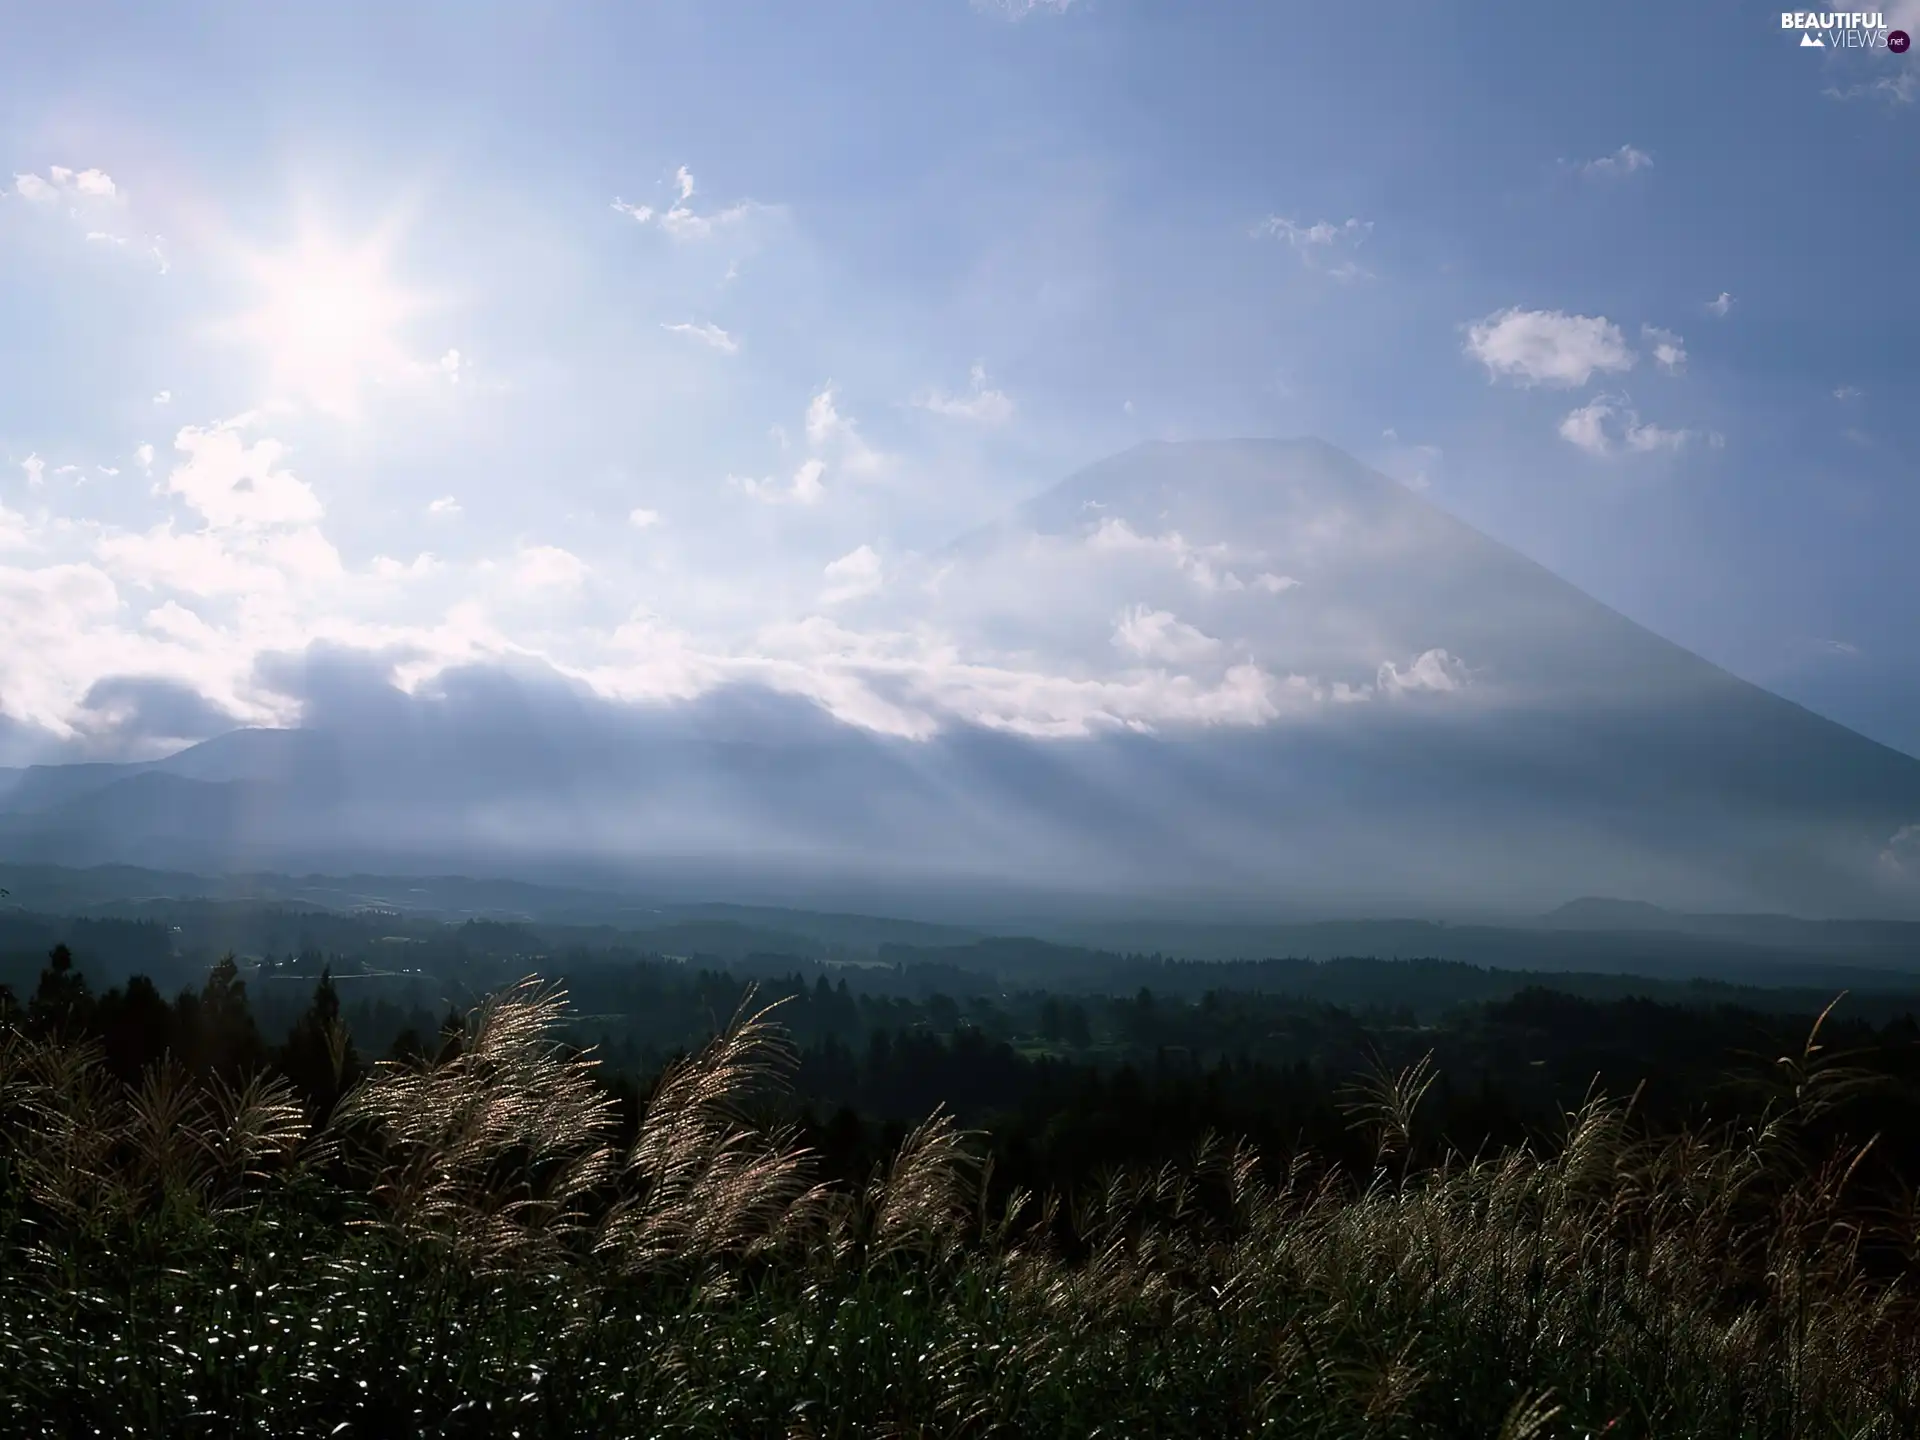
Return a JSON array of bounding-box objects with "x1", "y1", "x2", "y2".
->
[{"x1": 1, "y1": 0, "x2": 1915, "y2": 762}]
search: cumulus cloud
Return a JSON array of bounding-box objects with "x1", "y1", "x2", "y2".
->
[
  {"x1": 13, "y1": 166, "x2": 117, "y2": 202},
  {"x1": 1253, "y1": 215, "x2": 1374, "y2": 279},
  {"x1": 1253, "y1": 573, "x2": 1301, "y2": 593},
  {"x1": 163, "y1": 419, "x2": 323, "y2": 528},
  {"x1": 1378, "y1": 648, "x2": 1469, "y2": 695},
  {"x1": 662, "y1": 320, "x2": 739, "y2": 354},
  {"x1": 427, "y1": 496, "x2": 462, "y2": 517},
  {"x1": 1083, "y1": 517, "x2": 1261, "y2": 592},
  {"x1": 803, "y1": 385, "x2": 885, "y2": 476},
  {"x1": 820, "y1": 544, "x2": 883, "y2": 605},
  {"x1": 692, "y1": 615, "x2": 1311, "y2": 740},
  {"x1": 0, "y1": 501, "x2": 31, "y2": 551},
  {"x1": 370, "y1": 552, "x2": 442, "y2": 580},
  {"x1": 1558, "y1": 400, "x2": 1614, "y2": 456},
  {"x1": 628, "y1": 507, "x2": 661, "y2": 529},
  {"x1": 1706, "y1": 292, "x2": 1735, "y2": 318},
  {"x1": 511, "y1": 544, "x2": 590, "y2": 593},
  {"x1": 1572, "y1": 144, "x2": 1652, "y2": 177},
  {"x1": 1113, "y1": 606, "x2": 1222, "y2": 664},
  {"x1": 1464, "y1": 308, "x2": 1635, "y2": 387},
  {"x1": 735, "y1": 458, "x2": 827, "y2": 506},
  {"x1": 98, "y1": 521, "x2": 342, "y2": 598},
  {"x1": 729, "y1": 389, "x2": 868, "y2": 504},
  {"x1": 1558, "y1": 396, "x2": 1702, "y2": 456},
  {"x1": 21, "y1": 454, "x2": 44, "y2": 487},
  {"x1": 915, "y1": 364, "x2": 1015, "y2": 424},
  {"x1": 1642, "y1": 325, "x2": 1687, "y2": 373}
]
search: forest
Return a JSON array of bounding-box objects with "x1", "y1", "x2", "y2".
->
[{"x1": 4, "y1": 907, "x2": 1920, "y2": 1436}]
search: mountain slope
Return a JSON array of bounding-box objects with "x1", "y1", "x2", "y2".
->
[{"x1": 3, "y1": 439, "x2": 1917, "y2": 918}]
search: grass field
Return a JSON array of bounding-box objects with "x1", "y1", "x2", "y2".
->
[{"x1": 3, "y1": 981, "x2": 1915, "y2": 1438}]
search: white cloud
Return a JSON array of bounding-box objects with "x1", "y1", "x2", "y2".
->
[
  {"x1": 1376, "y1": 435, "x2": 1444, "y2": 492},
  {"x1": 1642, "y1": 325, "x2": 1687, "y2": 373},
  {"x1": 14, "y1": 166, "x2": 117, "y2": 204},
  {"x1": 793, "y1": 460, "x2": 828, "y2": 504},
  {"x1": 1113, "y1": 606, "x2": 1222, "y2": 664},
  {"x1": 1253, "y1": 216, "x2": 1374, "y2": 279},
  {"x1": 1378, "y1": 648, "x2": 1469, "y2": 696},
  {"x1": 1253, "y1": 572, "x2": 1301, "y2": 593},
  {"x1": 96, "y1": 520, "x2": 339, "y2": 598},
  {"x1": 1084, "y1": 518, "x2": 1255, "y2": 593},
  {"x1": 371, "y1": 552, "x2": 442, "y2": 580},
  {"x1": 511, "y1": 544, "x2": 590, "y2": 592},
  {"x1": 1624, "y1": 418, "x2": 1690, "y2": 453},
  {"x1": 1881, "y1": 824, "x2": 1920, "y2": 882},
  {"x1": 1833, "y1": 386, "x2": 1864, "y2": 401},
  {"x1": 1558, "y1": 396, "x2": 1700, "y2": 456},
  {"x1": 1464, "y1": 308, "x2": 1635, "y2": 387},
  {"x1": 1573, "y1": 144, "x2": 1652, "y2": 177},
  {"x1": 613, "y1": 168, "x2": 754, "y2": 239},
  {"x1": 163, "y1": 420, "x2": 323, "y2": 529},
  {"x1": 427, "y1": 496, "x2": 462, "y2": 517},
  {"x1": 153, "y1": 390, "x2": 172, "y2": 406},
  {"x1": 1559, "y1": 400, "x2": 1614, "y2": 456},
  {"x1": 1819, "y1": 638, "x2": 1861, "y2": 656},
  {"x1": 134, "y1": 444, "x2": 154, "y2": 472},
  {"x1": 916, "y1": 363, "x2": 1015, "y2": 424},
  {"x1": 735, "y1": 458, "x2": 827, "y2": 507},
  {"x1": 433, "y1": 349, "x2": 462, "y2": 384},
  {"x1": 804, "y1": 385, "x2": 885, "y2": 476},
  {"x1": 1706, "y1": 292, "x2": 1735, "y2": 318},
  {"x1": 628, "y1": 507, "x2": 662, "y2": 529},
  {"x1": 662, "y1": 320, "x2": 739, "y2": 354},
  {"x1": 820, "y1": 544, "x2": 884, "y2": 604},
  {"x1": 732, "y1": 387, "x2": 874, "y2": 505},
  {"x1": 1825, "y1": 69, "x2": 1919, "y2": 105},
  {"x1": 0, "y1": 501, "x2": 31, "y2": 550},
  {"x1": 804, "y1": 386, "x2": 852, "y2": 448},
  {"x1": 66, "y1": 167, "x2": 117, "y2": 198},
  {"x1": 21, "y1": 454, "x2": 45, "y2": 487}
]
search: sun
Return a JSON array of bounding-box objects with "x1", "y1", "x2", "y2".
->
[{"x1": 229, "y1": 225, "x2": 427, "y2": 417}]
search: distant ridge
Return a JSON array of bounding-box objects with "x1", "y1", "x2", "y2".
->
[{"x1": 1, "y1": 440, "x2": 1918, "y2": 919}]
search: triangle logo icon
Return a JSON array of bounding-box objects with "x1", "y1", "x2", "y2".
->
[{"x1": 1800, "y1": 31, "x2": 1825, "y2": 45}]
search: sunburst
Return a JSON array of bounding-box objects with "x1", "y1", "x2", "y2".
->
[{"x1": 226, "y1": 219, "x2": 429, "y2": 417}]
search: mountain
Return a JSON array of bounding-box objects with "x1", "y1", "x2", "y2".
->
[{"x1": 3, "y1": 439, "x2": 1918, "y2": 919}]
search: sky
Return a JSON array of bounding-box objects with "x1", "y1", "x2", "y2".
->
[{"x1": 1, "y1": 0, "x2": 1916, "y2": 765}]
